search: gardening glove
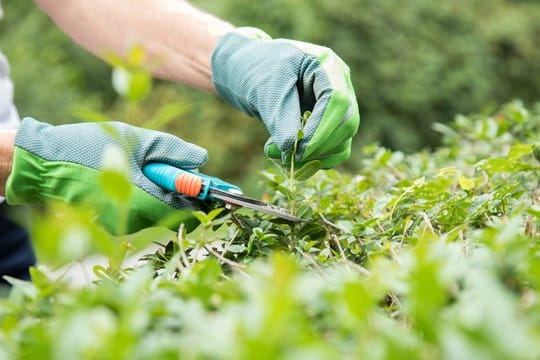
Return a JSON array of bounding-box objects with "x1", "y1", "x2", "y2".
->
[
  {"x1": 5, "y1": 118, "x2": 208, "y2": 234},
  {"x1": 211, "y1": 27, "x2": 360, "y2": 169}
]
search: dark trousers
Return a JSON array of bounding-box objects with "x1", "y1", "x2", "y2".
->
[{"x1": 0, "y1": 204, "x2": 35, "y2": 284}]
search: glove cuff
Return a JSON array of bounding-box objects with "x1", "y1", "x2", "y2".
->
[{"x1": 6, "y1": 147, "x2": 44, "y2": 205}]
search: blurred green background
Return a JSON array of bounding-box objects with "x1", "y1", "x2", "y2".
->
[{"x1": 2, "y1": 0, "x2": 540, "y2": 189}]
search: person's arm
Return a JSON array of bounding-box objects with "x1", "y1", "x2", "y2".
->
[
  {"x1": 34, "y1": 0, "x2": 233, "y2": 91},
  {"x1": 0, "y1": 130, "x2": 15, "y2": 197},
  {"x1": 35, "y1": 0, "x2": 359, "y2": 168}
]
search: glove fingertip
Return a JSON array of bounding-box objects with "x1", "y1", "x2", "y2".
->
[
  {"x1": 185, "y1": 144, "x2": 209, "y2": 169},
  {"x1": 151, "y1": 134, "x2": 209, "y2": 170},
  {"x1": 321, "y1": 148, "x2": 352, "y2": 169}
]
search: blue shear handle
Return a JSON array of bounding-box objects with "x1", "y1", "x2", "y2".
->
[
  {"x1": 143, "y1": 162, "x2": 183, "y2": 193},
  {"x1": 143, "y1": 162, "x2": 243, "y2": 200}
]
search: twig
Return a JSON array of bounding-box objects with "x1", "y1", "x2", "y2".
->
[
  {"x1": 319, "y1": 213, "x2": 352, "y2": 234},
  {"x1": 176, "y1": 223, "x2": 190, "y2": 271},
  {"x1": 419, "y1": 211, "x2": 435, "y2": 236},
  {"x1": 203, "y1": 245, "x2": 246, "y2": 271},
  {"x1": 330, "y1": 233, "x2": 349, "y2": 264},
  {"x1": 330, "y1": 234, "x2": 371, "y2": 276},
  {"x1": 295, "y1": 247, "x2": 326, "y2": 276}
]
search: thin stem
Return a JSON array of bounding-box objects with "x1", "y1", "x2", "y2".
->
[
  {"x1": 319, "y1": 213, "x2": 353, "y2": 234},
  {"x1": 286, "y1": 112, "x2": 309, "y2": 245},
  {"x1": 177, "y1": 223, "x2": 191, "y2": 270},
  {"x1": 116, "y1": 202, "x2": 129, "y2": 236},
  {"x1": 289, "y1": 223, "x2": 296, "y2": 250},
  {"x1": 203, "y1": 245, "x2": 247, "y2": 276},
  {"x1": 289, "y1": 136, "x2": 299, "y2": 214}
]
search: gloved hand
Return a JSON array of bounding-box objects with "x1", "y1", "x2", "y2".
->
[
  {"x1": 211, "y1": 27, "x2": 360, "y2": 168},
  {"x1": 6, "y1": 118, "x2": 208, "y2": 234}
]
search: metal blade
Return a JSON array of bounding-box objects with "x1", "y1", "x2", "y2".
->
[{"x1": 209, "y1": 188, "x2": 306, "y2": 223}]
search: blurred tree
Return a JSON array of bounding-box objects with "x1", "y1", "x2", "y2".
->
[
  {"x1": 196, "y1": 0, "x2": 540, "y2": 155},
  {"x1": 0, "y1": 0, "x2": 112, "y2": 123}
]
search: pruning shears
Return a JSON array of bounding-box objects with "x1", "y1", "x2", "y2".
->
[{"x1": 143, "y1": 162, "x2": 305, "y2": 222}]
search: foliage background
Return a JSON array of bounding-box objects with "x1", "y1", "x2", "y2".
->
[{"x1": 2, "y1": 0, "x2": 540, "y2": 187}]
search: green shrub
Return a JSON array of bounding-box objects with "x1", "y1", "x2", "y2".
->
[{"x1": 1, "y1": 100, "x2": 540, "y2": 359}]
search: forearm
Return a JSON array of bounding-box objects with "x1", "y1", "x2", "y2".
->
[
  {"x1": 34, "y1": 0, "x2": 233, "y2": 91},
  {"x1": 0, "y1": 130, "x2": 15, "y2": 197}
]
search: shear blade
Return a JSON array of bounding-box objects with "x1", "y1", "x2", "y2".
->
[{"x1": 209, "y1": 188, "x2": 306, "y2": 223}]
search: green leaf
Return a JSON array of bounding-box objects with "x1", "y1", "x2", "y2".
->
[
  {"x1": 276, "y1": 184, "x2": 294, "y2": 198},
  {"x1": 127, "y1": 70, "x2": 152, "y2": 102},
  {"x1": 477, "y1": 158, "x2": 538, "y2": 174},
  {"x1": 533, "y1": 145, "x2": 540, "y2": 161},
  {"x1": 128, "y1": 43, "x2": 147, "y2": 66},
  {"x1": 295, "y1": 160, "x2": 322, "y2": 181},
  {"x1": 146, "y1": 102, "x2": 188, "y2": 129},
  {"x1": 112, "y1": 67, "x2": 152, "y2": 102},
  {"x1": 298, "y1": 223, "x2": 327, "y2": 240},
  {"x1": 99, "y1": 145, "x2": 132, "y2": 202},
  {"x1": 99, "y1": 170, "x2": 132, "y2": 202},
  {"x1": 457, "y1": 174, "x2": 475, "y2": 191},
  {"x1": 301, "y1": 111, "x2": 312, "y2": 126},
  {"x1": 507, "y1": 143, "x2": 533, "y2": 160},
  {"x1": 296, "y1": 204, "x2": 314, "y2": 220},
  {"x1": 227, "y1": 244, "x2": 246, "y2": 253},
  {"x1": 192, "y1": 211, "x2": 211, "y2": 225},
  {"x1": 526, "y1": 205, "x2": 540, "y2": 220},
  {"x1": 207, "y1": 208, "x2": 226, "y2": 222}
]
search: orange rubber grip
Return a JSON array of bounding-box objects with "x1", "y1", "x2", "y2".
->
[{"x1": 174, "y1": 172, "x2": 203, "y2": 197}]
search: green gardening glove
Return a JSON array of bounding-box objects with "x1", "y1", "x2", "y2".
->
[
  {"x1": 6, "y1": 118, "x2": 209, "y2": 234},
  {"x1": 211, "y1": 27, "x2": 360, "y2": 168}
]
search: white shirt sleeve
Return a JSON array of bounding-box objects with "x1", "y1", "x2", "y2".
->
[
  {"x1": 0, "y1": 52, "x2": 20, "y2": 130},
  {"x1": 0, "y1": 51, "x2": 20, "y2": 203}
]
